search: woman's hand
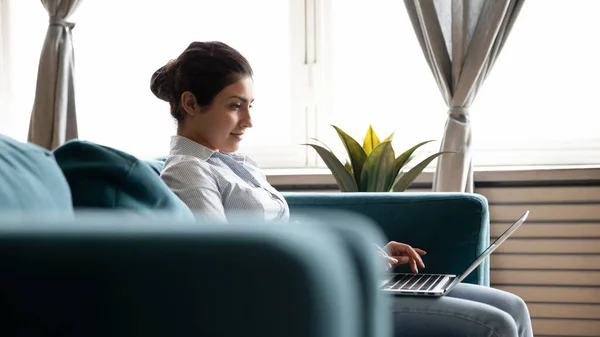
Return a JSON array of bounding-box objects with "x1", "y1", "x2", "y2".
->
[{"x1": 383, "y1": 241, "x2": 426, "y2": 273}]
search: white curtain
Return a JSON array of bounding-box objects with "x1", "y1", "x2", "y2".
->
[
  {"x1": 404, "y1": 0, "x2": 525, "y2": 192},
  {"x1": 28, "y1": 0, "x2": 82, "y2": 150}
]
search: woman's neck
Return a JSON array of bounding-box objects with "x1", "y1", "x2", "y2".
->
[{"x1": 176, "y1": 129, "x2": 218, "y2": 152}]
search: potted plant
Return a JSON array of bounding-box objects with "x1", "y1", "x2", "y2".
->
[{"x1": 304, "y1": 125, "x2": 448, "y2": 192}]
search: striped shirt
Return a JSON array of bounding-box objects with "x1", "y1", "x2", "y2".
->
[{"x1": 160, "y1": 135, "x2": 290, "y2": 223}]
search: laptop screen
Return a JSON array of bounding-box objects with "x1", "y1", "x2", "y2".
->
[{"x1": 451, "y1": 210, "x2": 529, "y2": 285}]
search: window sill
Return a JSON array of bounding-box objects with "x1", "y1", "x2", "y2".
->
[{"x1": 264, "y1": 165, "x2": 600, "y2": 187}]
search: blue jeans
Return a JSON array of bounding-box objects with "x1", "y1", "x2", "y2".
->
[{"x1": 392, "y1": 283, "x2": 533, "y2": 337}]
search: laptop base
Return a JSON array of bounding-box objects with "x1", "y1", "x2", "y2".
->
[{"x1": 380, "y1": 273, "x2": 456, "y2": 297}]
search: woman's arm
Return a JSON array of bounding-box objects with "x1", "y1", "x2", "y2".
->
[{"x1": 161, "y1": 157, "x2": 227, "y2": 222}]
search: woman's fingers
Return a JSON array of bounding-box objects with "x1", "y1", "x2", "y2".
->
[
  {"x1": 391, "y1": 256, "x2": 410, "y2": 265},
  {"x1": 390, "y1": 255, "x2": 419, "y2": 273},
  {"x1": 410, "y1": 249, "x2": 425, "y2": 268},
  {"x1": 385, "y1": 241, "x2": 426, "y2": 272},
  {"x1": 410, "y1": 258, "x2": 418, "y2": 273},
  {"x1": 398, "y1": 243, "x2": 425, "y2": 268},
  {"x1": 415, "y1": 248, "x2": 427, "y2": 255}
]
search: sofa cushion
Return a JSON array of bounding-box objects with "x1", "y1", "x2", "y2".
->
[
  {"x1": 145, "y1": 157, "x2": 166, "y2": 175},
  {"x1": 53, "y1": 140, "x2": 193, "y2": 219},
  {"x1": 0, "y1": 134, "x2": 73, "y2": 213}
]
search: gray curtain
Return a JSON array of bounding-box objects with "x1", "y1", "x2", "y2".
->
[
  {"x1": 28, "y1": 0, "x2": 82, "y2": 150},
  {"x1": 404, "y1": 0, "x2": 525, "y2": 192}
]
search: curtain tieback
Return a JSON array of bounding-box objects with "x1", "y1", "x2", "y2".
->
[
  {"x1": 49, "y1": 17, "x2": 75, "y2": 29},
  {"x1": 448, "y1": 107, "x2": 470, "y2": 122}
]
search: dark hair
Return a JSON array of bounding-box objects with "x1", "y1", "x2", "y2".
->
[{"x1": 150, "y1": 41, "x2": 253, "y2": 123}]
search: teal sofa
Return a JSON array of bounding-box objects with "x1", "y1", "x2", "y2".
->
[
  {"x1": 285, "y1": 192, "x2": 490, "y2": 286},
  {"x1": 0, "y1": 135, "x2": 490, "y2": 336}
]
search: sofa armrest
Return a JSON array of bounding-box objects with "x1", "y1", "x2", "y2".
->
[
  {"x1": 0, "y1": 213, "x2": 367, "y2": 337},
  {"x1": 284, "y1": 192, "x2": 490, "y2": 286},
  {"x1": 291, "y1": 210, "x2": 394, "y2": 337}
]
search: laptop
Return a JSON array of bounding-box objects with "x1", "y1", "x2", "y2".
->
[{"x1": 380, "y1": 210, "x2": 529, "y2": 297}]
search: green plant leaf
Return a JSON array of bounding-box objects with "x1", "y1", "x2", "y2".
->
[
  {"x1": 359, "y1": 141, "x2": 396, "y2": 192},
  {"x1": 382, "y1": 132, "x2": 395, "y2": 143},
  {"x1": 302, "y1": 144, "x2": 359, "y2": 192},
  {"x1": 392, "y1": 140, "x2": 436, "y2": 181},
  {"x1": 332, "y1": 125, "x2": 367, "y2": 187},
  {"x1": 309, "y1": 137, "x2": 335, "y2": 153},
  {"x1": 344, "y1": 160, "x2": 353, "y2": 174},
  {"x1": 362, "y1": 125, "x2": 381, "y2": 156},
  {"x1": 392, "y1": 152, "x2": 449, "y2": 192}
]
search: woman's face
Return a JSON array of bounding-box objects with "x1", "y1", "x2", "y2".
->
[{"x1": 181, "y1": 77, "x2": 254, "y2": 153}]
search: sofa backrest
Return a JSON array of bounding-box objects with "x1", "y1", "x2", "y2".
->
[
  {"x1": 0, "y1": 134, "x2": 73, "y2": 214},
  {"x1": 52, "y1": 140, "x2": 193, "y2": 219},
  {"x1": 285, "y1": 192, "x2": 491, "y2": 286},
  {"x1": 0, "y1": 213, "x2": 364, "y2": 337}
]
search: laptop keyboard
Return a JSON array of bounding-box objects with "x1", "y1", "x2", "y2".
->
[{"x1": 382, "y1": 274, "x2": 446, "y2": 291}]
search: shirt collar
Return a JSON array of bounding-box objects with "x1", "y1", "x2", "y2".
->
[
  {"x1": 169, "y1": 135, "x2": 217, "y2": 161},
  {"x1": 169, "y1": 135, "x2": 248, "y2": 163}
]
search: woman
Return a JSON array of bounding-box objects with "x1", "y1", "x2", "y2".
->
[{"x1": 153, "y1": 41, "x2": 533, "y2": 337}]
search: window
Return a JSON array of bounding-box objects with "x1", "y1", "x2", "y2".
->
[
  {"x1": 3, "y1": 0, "x2": 600, "y2": 169},
  {"x1": 0, "y1": 0, "x2": 10, "y2": 133},
  {"x1": 318, "y1": 0, "x2": 446, "y2": 165},
  {"x1": 5, "y1": 0, "x2": 308, "y2": 167},
  {"x1": 470, "y1": 0, "x2": 600, "y2": 166},
  {"x1": 320, "y1": 0, "x2": 600, "y2": 168},
  {"x1": 74, "y1": 0, "x2": 309, "y2": 166},
  {"x1": 3, "y1": 0, "x2": 47, "y2": 142}
]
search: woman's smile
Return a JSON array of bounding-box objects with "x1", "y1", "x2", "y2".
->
[{"x1": 230, "y1": 132, "x2": 244, "y2": 140}]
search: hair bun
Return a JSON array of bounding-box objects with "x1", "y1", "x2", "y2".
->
[{"x1": 150, "y1": 60, "x2": 177, "y2": 102}]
